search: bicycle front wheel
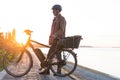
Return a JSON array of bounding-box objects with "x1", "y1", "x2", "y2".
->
[
  {"x1": 3, "y1": 49, "x2": 33, "y2": 77},
  {"x1": 50, "y1": 49, "x2": 77, "y2": 77}
]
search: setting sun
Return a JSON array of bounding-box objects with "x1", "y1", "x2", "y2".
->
[{"x1": 16, "y1": 32, "x2": 29, "y2": 45}]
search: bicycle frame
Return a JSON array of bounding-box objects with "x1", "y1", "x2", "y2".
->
[{"x1": 17, "y1": 30, "x2": 50, "y2": 64}]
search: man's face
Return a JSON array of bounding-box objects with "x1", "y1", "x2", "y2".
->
[{"x1": 53, "y1": 9, "x2": 60, "y2": 16}]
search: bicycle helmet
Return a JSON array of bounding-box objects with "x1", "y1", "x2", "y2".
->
[{"x1": 52, "y1": 4, "x2": 62, "y2": 12}]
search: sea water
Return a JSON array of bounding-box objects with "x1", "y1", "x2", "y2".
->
[{"x1": 74, "y1": 48, "x2": 120, "y2": 78}]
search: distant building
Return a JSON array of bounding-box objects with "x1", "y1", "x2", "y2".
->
[
  {"x1": 11, "y1": 28, "x2": 16, "y2": 41},
  {"x1": 0, "y1": 28, "x2": 16, "y2": 41},
  {"x1": 0, "y1": 32, "x2": 4, "y2": 39}
]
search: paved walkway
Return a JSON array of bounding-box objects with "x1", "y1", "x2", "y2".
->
[
  {"x1": 1, "y1": 50, "x2": 73, "y2": 80},
  {"x1": 0, "y1": 50, "x2": 120, "y2": 80},
  {"x1": 0, "y1": 70, "x2": 6, "y2": 80}
]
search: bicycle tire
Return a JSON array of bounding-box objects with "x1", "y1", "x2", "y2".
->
[
  {"x1": 50, "y1": 49, "x2": 77, "y2": 77},
  {"x1": 3, "y1": 49, "x2": 33, "y2": 77}
]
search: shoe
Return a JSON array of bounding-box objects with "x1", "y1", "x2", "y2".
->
[
  {"x1": 53, "y1": 73, "x2": 57, "y2": 76},
  {"x1": 53, "y1": 71, "x2": 61, "y2": 76},
  {"x1": 57, "y1": 68, "x2": 61, "y2": 74},
  {"x1": 39, "y1": 69, "x2": 50, "y2": 75}
]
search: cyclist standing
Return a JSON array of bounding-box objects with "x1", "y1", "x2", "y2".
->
[{"x1": 39, "y1": 4, "x2": 66, "y2": 75}]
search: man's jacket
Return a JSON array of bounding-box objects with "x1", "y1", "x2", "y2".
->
[{"x1": 49, "y1": 14, "x2": 66, "y2": 45}]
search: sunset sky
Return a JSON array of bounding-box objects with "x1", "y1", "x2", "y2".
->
[{"x1": 0, "y1": 0, "x2": 120, "y2": 47}]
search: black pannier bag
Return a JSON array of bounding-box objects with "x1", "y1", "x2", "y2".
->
[{"x1": 60, "y1": 35, "x2": 82, "y2": 48}]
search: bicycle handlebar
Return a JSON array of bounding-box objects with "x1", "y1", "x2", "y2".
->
[
  {"x1": 24, "y1": 29, "x2": 33, "y2": 36},
  {"x1": 23, "y1": 29, "x2": 50, "y2": 48}
]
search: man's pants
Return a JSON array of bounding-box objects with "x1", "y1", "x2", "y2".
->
[{"x1": 47, "y1": 42, "x2": 62, "y2": 73}]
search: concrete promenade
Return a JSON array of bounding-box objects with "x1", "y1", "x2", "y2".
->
[{"x1": 0, "y1": 51, "x2": 120, "y2": 80}]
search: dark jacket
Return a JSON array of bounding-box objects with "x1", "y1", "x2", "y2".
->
[{"x1": 49, "y1": 14, "x2": 66, "y2": 45}]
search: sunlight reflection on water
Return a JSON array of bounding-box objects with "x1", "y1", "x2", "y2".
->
[{"x1": 74, "y1": 48, "x2": 120, "y2": 78}]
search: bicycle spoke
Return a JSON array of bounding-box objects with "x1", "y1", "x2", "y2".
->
[{"x1": 50, "y1": 49, "x2": 77, "y2": 77}]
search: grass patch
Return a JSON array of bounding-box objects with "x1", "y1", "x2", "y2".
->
[{"x1": 0, "y1": 39, "x2": 23, "y2": 72}]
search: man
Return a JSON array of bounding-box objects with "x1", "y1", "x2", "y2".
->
[
  {"x1": 40, "y1": 4, "x2": 66, "y2": 75},
  {"x1": 49, "y1": 4, "x2": 66, "y2": 45}
]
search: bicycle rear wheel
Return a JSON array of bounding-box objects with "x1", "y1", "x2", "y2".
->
[
  {"x1": 50, "y1": 49, "x2": 77, "y2": 77},
  {"x1": 3, "y1": 49, "x2": 33, "y2": 77}
]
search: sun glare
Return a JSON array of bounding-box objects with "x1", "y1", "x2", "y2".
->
[{"x1": 16, "y1": 32, "x2": 29, "y2": 45}]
